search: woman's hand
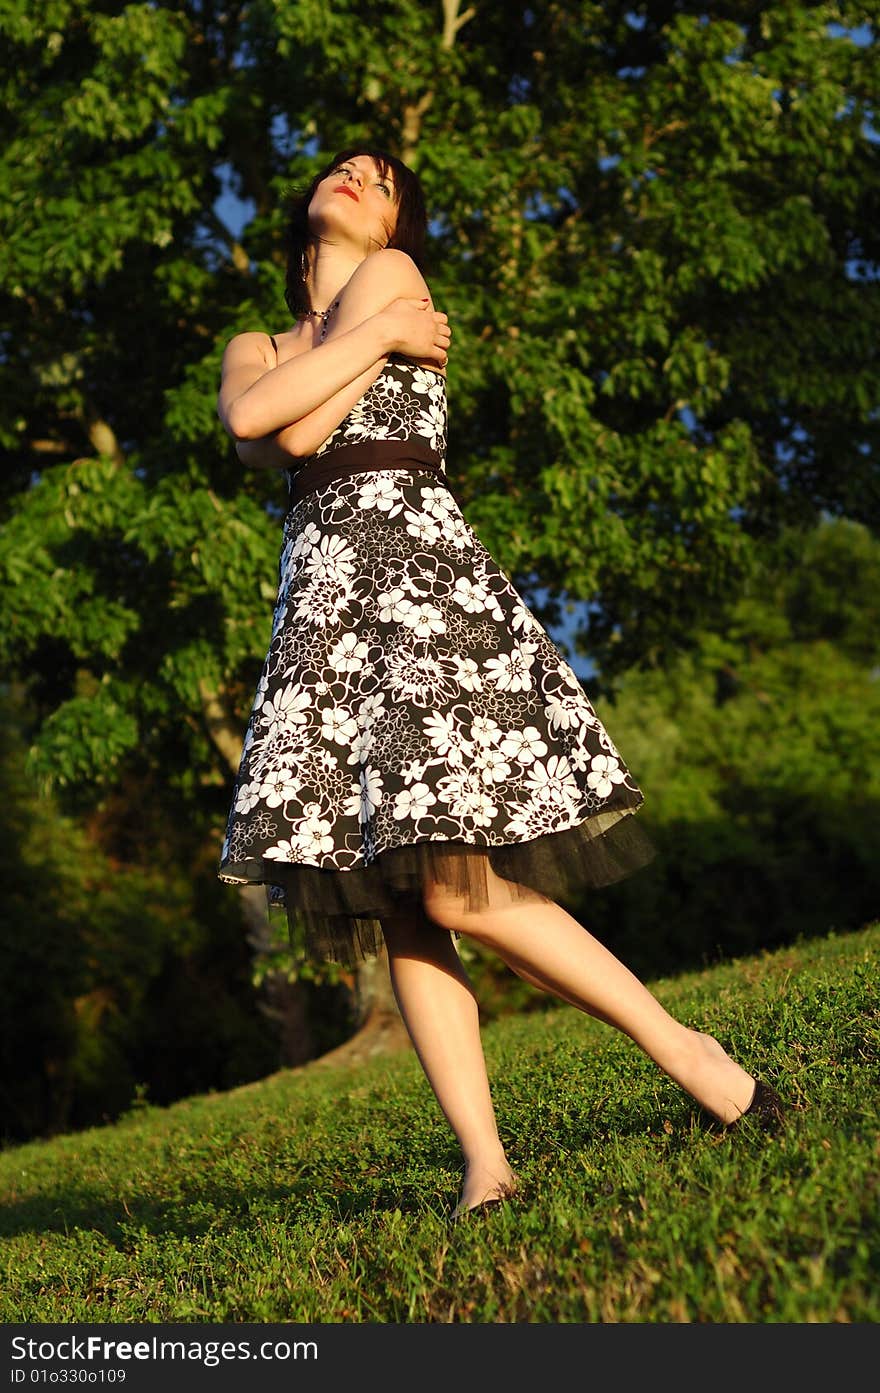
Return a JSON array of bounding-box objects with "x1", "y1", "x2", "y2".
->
[{"x1": 379, "y1": 297, "x2": 451, "y2": 366}]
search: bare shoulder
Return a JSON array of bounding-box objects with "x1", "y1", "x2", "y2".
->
[
  {"x1": 217, "y1": 330, "x2": 278, "y2": 432},
  {"x1": 221, "y1": 330, "x2": 276, "y2": 372},
  {"x1": 322, "y1": 251, "x2": 442, "y2": 377},
  {"x1": 356, "y1": 247, "x2": 422, "y2": 278},
  {"x1": 344, "y1": 248, "x2": 429, "y2": 299}
]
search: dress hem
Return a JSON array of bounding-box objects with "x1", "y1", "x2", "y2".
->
[{"x1": 219, "y1": 799, "x2": 657, "y2": 967}]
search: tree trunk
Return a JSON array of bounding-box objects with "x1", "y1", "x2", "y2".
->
[
  {"x1": 307, "y1": 943, "x2": 411, "y2": 1072},
  {"x1": 237, "y1": 882, "x2": 410, "y2": 1071},
  {"x1": 236, "y1": 884, "x2": 319, "y2": 1067}
]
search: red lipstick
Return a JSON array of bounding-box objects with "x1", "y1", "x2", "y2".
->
[{"x1": 334, "y1": 185, "x2": 359, "y2": 202}]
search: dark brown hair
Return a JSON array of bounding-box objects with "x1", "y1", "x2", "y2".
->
[{"x1": 283, "y1": 145, "x2": 428, "y2": 318}]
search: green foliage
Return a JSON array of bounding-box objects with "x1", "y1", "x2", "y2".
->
[
  {"x1": 0, "y1": 688, "x2": 277, "y2": 1144},
  {"x1": 0, "y1": 450, "x2": 280, "y2": 795},
  {"x1": 1, "y1": 924, "x2": 877, "y2": 1322},
  {"x1": 28, "y1": 683, "x2": 140, "y2": 787},
  {"x1": 572, "y1": 517, "x2": 880, "y2": 976}
]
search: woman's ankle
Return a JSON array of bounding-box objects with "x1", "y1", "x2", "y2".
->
[{"x1": 462, "y1": 1148, "x2": 513, "y2": 1176}]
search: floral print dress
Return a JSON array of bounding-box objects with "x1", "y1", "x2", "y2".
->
[{"x1": 219, "y1": 354, "x2": 654, "y2": 964}]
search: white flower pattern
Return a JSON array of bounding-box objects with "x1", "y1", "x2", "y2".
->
[{"x1": 219, "y1": 357, "x2": 645, "y2": 898}]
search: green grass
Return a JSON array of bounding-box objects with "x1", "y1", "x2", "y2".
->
[{"x1": 2, "y1": 924, "x2": 878, "y2": 1323}]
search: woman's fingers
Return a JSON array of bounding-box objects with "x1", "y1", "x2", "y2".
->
[
  {"x1": 386, "y1": 297, "x2": 451, "y2": 361},
  {"x1": 430, "y1": 310, "x2": 451, "y2": 365}
]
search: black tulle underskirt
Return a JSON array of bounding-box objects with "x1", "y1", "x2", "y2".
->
[{"x1": 221, "y1": 803, "x2": 656, "y2": 967}]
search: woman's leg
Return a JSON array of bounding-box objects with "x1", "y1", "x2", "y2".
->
[
  {"x1": 499, "y1": 956, "x2": 619, "y2": 1027},
  {"x1": 380, "y1": 907, "x2": 518, "y2": 1216},
  {"x1": 423, "y1": 865, "x2": 757, "y2": 1126}
]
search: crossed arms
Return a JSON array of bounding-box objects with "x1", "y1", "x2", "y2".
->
[{"x1": 217, "y1": 249, "x2": 449, "y2": 470}]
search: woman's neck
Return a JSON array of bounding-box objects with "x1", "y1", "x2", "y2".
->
[{"x1": 305, "y1": 244, "x2": 364, "y2": 316}]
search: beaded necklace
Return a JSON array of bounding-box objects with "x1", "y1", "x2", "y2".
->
[{"x1": 297, "y1": 301, "x2": 341, "y2": 343}]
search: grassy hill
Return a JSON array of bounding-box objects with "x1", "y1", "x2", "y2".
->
[{"x1": 2, "y1": 923, "x2": 877, "y2": 1323}]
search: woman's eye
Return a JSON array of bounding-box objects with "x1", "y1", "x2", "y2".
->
[{"x1": 331, "y1": 165, "x2": 391, "y2": 196}]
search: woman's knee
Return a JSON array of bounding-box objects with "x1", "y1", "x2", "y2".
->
[
  {"x1": 422, "y1": 865, "x2": 546, "y2": 938},
  {"x1": 421, "y1": 889, "x2": 509, "y2": 946},
  {"x1": 421, "y1": 886, "x2": 464, "y2": 934},
  {"x1": 381, "y1": 904, "x2": 458, "y2": 957}
]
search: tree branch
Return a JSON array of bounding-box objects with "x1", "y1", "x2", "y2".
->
[
  {"x1": 402, "y1": 92, "x2": 435, "y2": 163},
  {"x1": 29, "y1": 438, "x2": 78, "y2": 456},
  {"x1": 442, "y1": 0, "x2": 476, "y2": 45},
  {"x1": 204, "y1": 208, "x2": 251, "y2": 274},
  {"x1": 86, "y1": 414, "x2": 125, "y2": 467},
  {"x1": 643, "y1": 119, "x2": 687, "y2": 150},
  {"x1": 401, "y1": 0, "x2": 476, "y2": 163}
]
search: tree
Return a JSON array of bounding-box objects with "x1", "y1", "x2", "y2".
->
[
  {"x1": 0, "y1": 686, "x2": 278, "y2": 1143},
  {"x1": 1, "y1": 1, "x2": 876, "y2": 1063},
  {"x1": 572, "y1": 516, "x2": 880, "y2": 974}
]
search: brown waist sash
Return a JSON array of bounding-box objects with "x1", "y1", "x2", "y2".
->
[{"x1": 289, "y1": 439, "x2": 447, "y2": 505}]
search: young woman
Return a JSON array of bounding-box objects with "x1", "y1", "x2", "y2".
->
[{"x1": 217, "y1": 146, "x2": 784, "y2": 1222}]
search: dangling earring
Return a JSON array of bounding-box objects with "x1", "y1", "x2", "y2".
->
[{"x1": 301, "y1": 248, "x2": 310, "y2": 312}]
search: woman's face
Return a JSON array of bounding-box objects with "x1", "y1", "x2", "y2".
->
[{"x1": 308, "y1": 154, "x2": 399, "y2": 255}]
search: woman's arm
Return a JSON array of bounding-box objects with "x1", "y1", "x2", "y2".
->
[
  {"x1": 275, "y1": 250, "x2": 443, "y2": 461},
  {"x1": 218, "y1": 312, "x2": 393, "y2": 443},
  {"x1": 234, "y1": 431, "x2": 299, "y2": 472},
  {"x1": 221, "y1": 250, "x2": 449, "y2": 469}
]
